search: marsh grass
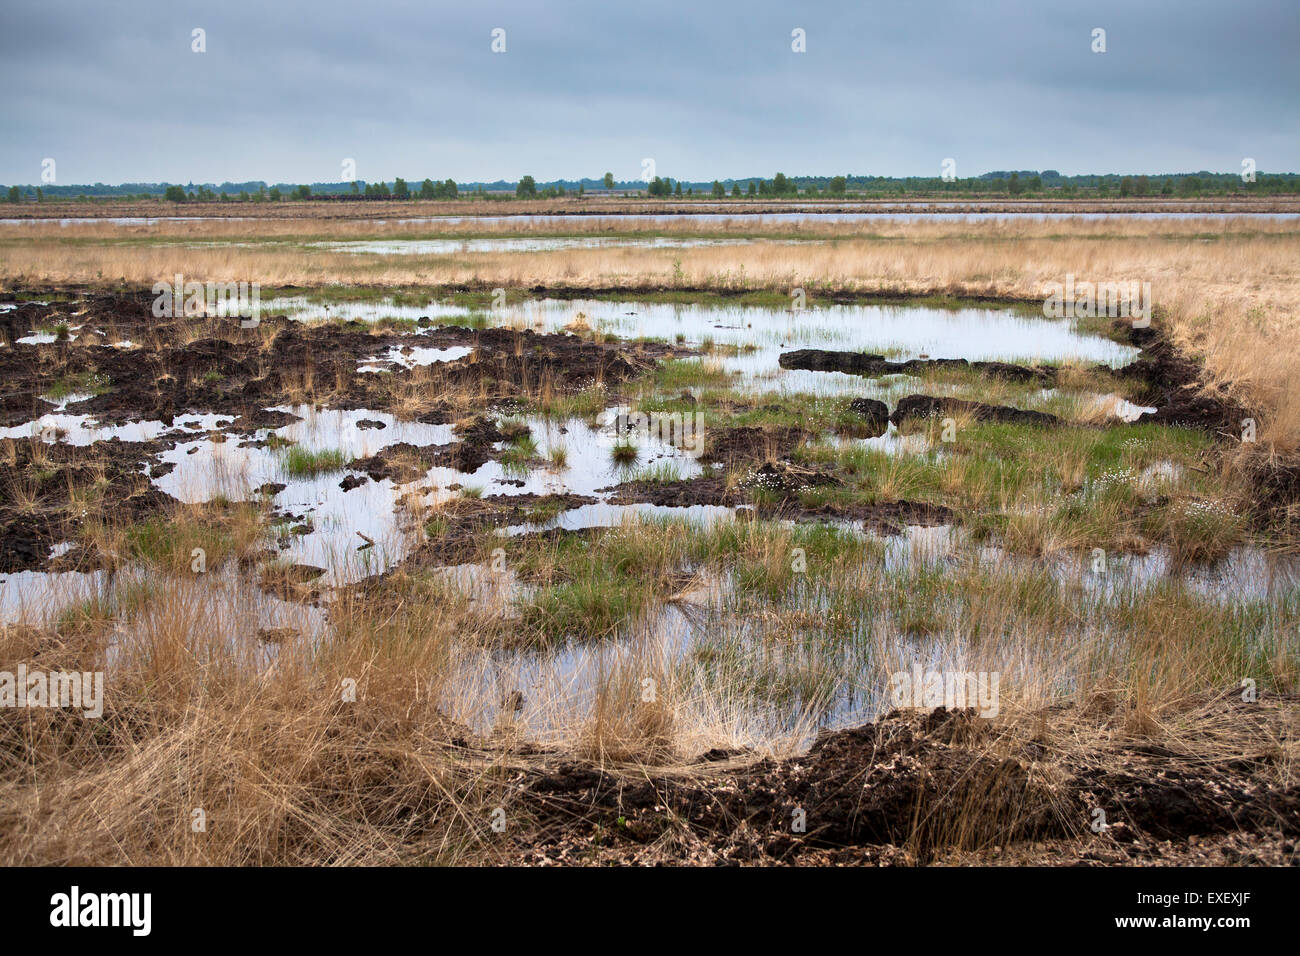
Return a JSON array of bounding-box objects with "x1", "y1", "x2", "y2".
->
[
  {"x1": 0, "y1": 565, "x2": 519, "y2": 865},
  {"x1": 280, "y1": 446, "x2": 347, "y2": 476},
  {"x1": 531, "y1": 383, "x2": 608, "y2": 419},
  {"x1": 498, "y1": 434, "x2": 540, "y2": 473},
  {"x1": 610, "y1": 439, "x2": 639, "y2": 464},
  {"x1": 45, "y1": 371, "x2": 111, "y2": 401},
  {"x1": 627, "y1": 460, "x2": 684, "y2": 483},
  {"x1": 654, "y1": 358, "x2": 732, "y2": 390}
]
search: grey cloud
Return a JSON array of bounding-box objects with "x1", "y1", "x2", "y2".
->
[{"x1": 0, "y1": 0, "x2": 1295, "y2": 185}]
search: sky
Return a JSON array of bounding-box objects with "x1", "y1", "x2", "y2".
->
[{"x1": 0, "y1": 0, "x2": 1296, "y2": 186}]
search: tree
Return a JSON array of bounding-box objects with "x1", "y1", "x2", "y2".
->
[
  {"x1": 419, "y1": 179, "x2": 435, "y2": 199},
  {"x1": 393, "y1": 177, "x2": 409, "y2": 199},
  {"x1": 1008, "y1": 172, "x2": 1023, "y2": 195},
  {"x1": 578, "y1": 183, "x2": 585, "y2": 196},
  {"x1": 827, "y1": 176, "x2": 847, "y2": 197},
  {"x1": 516, "y1": 175, "x2": 537, "y2": 198},
  {"x1": 6, "y1": 186, "x2": 18, "y2": 203},
  {"x1": 731, "y1": 183, "x2": 742, "y2": 197},
  {"x1": 712, "y1": 180, "x2": 725, "y2": 197},
  {"x1": 164, "y1": 185, "x2": 187, "y2": 202},
  {"x1": 603, "y1": 172, "x2": 614, "y2": 191},
  {"x1": 674, "y1": 180, "x2": 682, "y2": 196},
  {"x1": 747, "y1": 181, "x2": 756, "y2": 196},
  {"x1": 291, "y1": 184, "x2": 311, "y2": 200},
  {"x1": 773, "y1": 172, "x2": 790, "y2": 195},
  {"x1": 350, "y1": 181, "x2": 360, "y2": 195}
]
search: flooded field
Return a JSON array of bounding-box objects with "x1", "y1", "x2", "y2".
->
[
  {"x1": 2, "y1": 271, "x2": 1297, "y2": 868},
  {"x1": 2, "y1": 285, "x2": 1291, "y2": 705},
  {"x1": 263, "y1": 295, "x2": 1138, "y2": 395}
]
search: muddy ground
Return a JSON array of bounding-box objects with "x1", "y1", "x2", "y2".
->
[
  {"x1": 501, "y1": 695, "x2": 1299, "y2": 866},
  {"x1": 0, "y1": 290, "x2": 674, "y2": 428}
]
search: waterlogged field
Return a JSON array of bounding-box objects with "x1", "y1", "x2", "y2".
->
[{"x1": 0, "y1": 213, "x2": 1298, "y2": 866}]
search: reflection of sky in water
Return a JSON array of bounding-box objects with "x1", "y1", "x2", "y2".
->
[
  {"x1": 268, "y1": 296, "x2": 1139, "y2": 398},
  {"x1": 0, "y1": 564, "x2": 324, "y2": 650},
  {"x1": 313, "y1": 237, "x2": 755, "y2": 254},
  {"x1": 432, "y1": 521, "x2": 1300, "y2": 746},
  {"x1": 150, "y1": 406, "x2": 704, "y2": 585},
  {"x1": 358, "y1": 344, "x2": 472, "y2": 372},
  {"x1": 0, "y1": 411, "x2": 232, "y2": 445}
]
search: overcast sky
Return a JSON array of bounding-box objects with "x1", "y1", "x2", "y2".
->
[{"x1": 1, "y1": 0, "x2": 1295, "y2": 186}]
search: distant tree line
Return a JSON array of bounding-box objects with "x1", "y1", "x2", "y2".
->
[{"x1": 4, "y1": 170, "x2": 1298, "y2": 202}]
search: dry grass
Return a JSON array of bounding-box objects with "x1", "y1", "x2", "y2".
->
[{"x1": 0, "y1": 563, "x2": 519, "y2": 865}]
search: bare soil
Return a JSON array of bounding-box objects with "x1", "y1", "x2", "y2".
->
[{"x1": 504, "y1": 694, "x2": 1300, "y2": 866}]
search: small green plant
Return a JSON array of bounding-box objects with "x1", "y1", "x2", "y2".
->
[
  {"x1": 524, "y1": 498, "x2": 566, "y2": 525},
  {"x1": 46, "y1": 372, "x2": 111, "y2": 401},
  {"x1": 280, "y1": 447, "x2": 347, "y2": 476},
  {"x1": 629, "y1": 460, "x2": 682, "y2": 483},
  {"x1": 611, "y1": 440, "x2": 639, "y2": 465},
  {"x1": 499, "y1": 434, "x2": 540, "y2": 471}
]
